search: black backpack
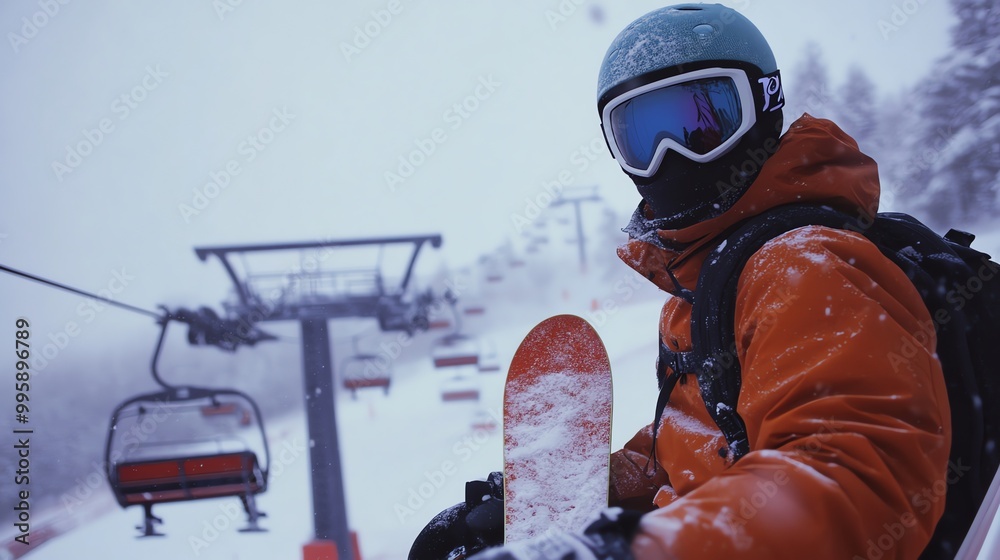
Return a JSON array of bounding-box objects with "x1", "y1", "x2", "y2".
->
[{"x1": 652, "y1": 203, "x2": 1000, "y2": 559}]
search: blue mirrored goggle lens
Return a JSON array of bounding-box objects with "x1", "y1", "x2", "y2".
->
[{"x1": 609, "y1": 77, "x2": 744, "y2": 171}]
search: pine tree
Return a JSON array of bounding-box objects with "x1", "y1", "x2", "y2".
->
[
  {"x1": 903, "y1": 0, "x2": 1000, "y2": 225},
  {"x1": 784, "y1": 42, "x2": 836, "y2": 124},
  {"x1": 868, "y1": 92, "x2": 921, "y2": 212},
  {"x1": 835, "y1": 66, "x2": 878, "y2": 152}
]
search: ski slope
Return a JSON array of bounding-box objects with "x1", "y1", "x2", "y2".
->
[{"x1": 8, "y1": 298, "x2": 662, "y2": 560}]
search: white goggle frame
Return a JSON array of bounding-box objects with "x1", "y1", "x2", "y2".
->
[{"x1": 601, "y1": 67, "x2": 758, "y2": 178}]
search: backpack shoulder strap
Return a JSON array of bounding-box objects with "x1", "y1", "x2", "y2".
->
[{"x1": 681, "y1": 203, "x2": 858, "y2": 462}]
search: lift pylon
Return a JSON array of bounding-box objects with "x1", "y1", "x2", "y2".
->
[{"x1": 195, "y1": 234, "x2": 442, "y2": 559}]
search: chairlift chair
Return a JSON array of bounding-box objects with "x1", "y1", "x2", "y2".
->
[
  {"x1": 459, "y1": 292, "x2": 487, "y2": 318},
  {"x1": 463, "y1": 305, "x2": 487, "y2": 317},
  {"x1": 340, "y1": 334, "x2": 391, "y2": 398},
  {"x1": 427, "y1": 317, "x2": 453, "y2": 330},
  {"x1": 484, "y1": 263, "x2": 504, "y2": 283},
  {"x1": 106, "y1": 387, "x2": 270, "y2": 537},
  {"x1": 104, "y1": 318, "x2": 270, "y2": 537},
  {"x1": 440, "y1": 371, "x2": 481, "y2": 402},
  {"x1": 340, "y1": 353, "x2": 391, "y2": 398},
  {"x1": 376, "y1": 294, "x2": 419, "y2": 333},
  {"x1": 471, "y1": 408, "x2": 498, "y2": 431},
  {"x1": 425, "y1": 290, "x2": 455, "y2": 330},
  {"x1": 432, "y1": 333, "x2": 480, "y2": 369},
  {"x1": 476, "y1": 339, "x2": 501, "y2": 373}
]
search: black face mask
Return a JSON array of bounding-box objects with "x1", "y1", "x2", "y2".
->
[{"x1": 629, "y1": 109, "x2": 783, "y2": 229}]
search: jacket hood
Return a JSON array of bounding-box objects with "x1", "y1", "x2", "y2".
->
[{"x1": 617, "y1": 114, "x2": 880, "y2": 295}]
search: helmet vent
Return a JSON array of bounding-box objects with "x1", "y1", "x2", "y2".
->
[{"x1": 693, "y1": 23, "x2": 715, "y2": 35}]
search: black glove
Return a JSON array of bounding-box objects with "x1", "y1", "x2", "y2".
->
[
  {"x1": 468, "y1": 508, "x2": 642, "y2": 560},
  {"x1": 409, "y1": 472, "x2": 505, "y2": 560}
]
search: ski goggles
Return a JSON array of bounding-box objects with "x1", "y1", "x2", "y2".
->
[{"x1": 601, "y1": 67, "x2": 764, "y2": 178}]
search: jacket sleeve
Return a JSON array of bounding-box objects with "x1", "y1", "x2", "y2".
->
[{"x1": 630, "y1": 226, "x2": 952, "y2": 560}]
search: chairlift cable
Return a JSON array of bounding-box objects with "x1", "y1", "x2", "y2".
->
[{"x1": 0, "y1": 262, "x2": 162, "y2": 319}]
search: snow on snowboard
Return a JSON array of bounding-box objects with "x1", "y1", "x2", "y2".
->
[{"x1": 503, "y1": 314, "x2": 612, "y2": 543}]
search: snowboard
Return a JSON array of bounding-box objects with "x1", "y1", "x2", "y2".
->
[{"x1": 503, "y1": 314, "x2": 613, "y2": 543}]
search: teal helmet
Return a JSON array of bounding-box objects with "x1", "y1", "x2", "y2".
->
[{"x1": 597, "y1": 4, "x2": 784, "y2": 228}]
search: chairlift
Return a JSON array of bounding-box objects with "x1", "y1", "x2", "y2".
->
[
  {"x1": 440, "y1": 372, "x2": 481, "y2": 402},
  {"x1": 477, "y1": 339, "x2": 501, "y2": 373},
  {"x1": 376, "y1": 295, "x2": 420, "y2": 333},
  {"x1": 463, "y1": 306, "x2": 487, "y2": 317},
  {"x1": 104, "y1": 318, "x2": 270, "y2": 537},
  {"x1": 484, "y1": 262, "x2": 504, "y2": 283},
  {"x1": 428, "y1": 318, "x2": 452, "y2": 329},
  {"x1": 341, "y1": 353, "x2": 392, "y2": 398},
  {"x1": 340, "y1": 334, "x2": 391, "y2": 398},
  {"x1": 459, "y1": 292, "x2": 486, "y2": 318},
  {"x1": 471, "y1": 408, "x2": 498, "y2": 432},
  {"x1": 426, "y1": 293, "x2": 455, "y2": 330},
  {"x1": 432, "y1": 333, "x2": 480, "y2": 369}
]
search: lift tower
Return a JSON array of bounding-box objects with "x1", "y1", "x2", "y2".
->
[
  {"x1": 551, "y1": 186, "x2": 602, "y2": 273},
  {"x1": 195, "y1": 234, "x2": 442, "y2": 559}
]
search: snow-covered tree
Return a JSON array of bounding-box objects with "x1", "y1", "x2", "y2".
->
[
  {"x1": 902, "y1": 0, "x2": 1000, "y2": 225},
  {"x1": 835, "y1": 65, "x2": 879, "y2": 151},
  {"x1": 868, "y1": 92, "x2": 922, "y2": 212},
  {"x1": 783, "y1": 42, "x2": 836, "y2": 124}
]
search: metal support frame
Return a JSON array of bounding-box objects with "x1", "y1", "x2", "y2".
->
[
  {"x1": 195, "y1": 235, "x2": 442, "y2": 313},
  {"x1": 552, "y1": 187, "x2": 601, "y2": 274},
  {"x1": 194, "y1": 234, "x2": 443, "y2": 557}
]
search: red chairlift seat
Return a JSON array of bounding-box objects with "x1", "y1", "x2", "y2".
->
[
  {"x1": 442, "y1": 388, "x2": 480, "y2": 402},
  {"x1": 463, "y1": 306, "x2": 487, "y2": 316},
  {"x1": 115, "y1": 450, "x2": 264, "y2": 505},
  {"x1": 440, "y1": 374, "x2": 481, "y2": 402},
  {"x1": 432, "y1": 334, "x2": 480, "y2": 369},
  {"x1": 341, "y1": 353, "x2": 391, "y2": 398},
  {"x1": 428, "y1": 318, "x2": 453, "y2": 329},
  {"x1": 477, "y1": 339, "x2": 501, "y2": 373},
  {"x1": 106, "y1": 387, "x2": 270, "y2": 537},
  {"x1": 471, "y1": 409, "x2": 498, "y2": 431}
]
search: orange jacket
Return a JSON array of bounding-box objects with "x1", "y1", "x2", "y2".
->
[{"x1": 610, "y1": 115, "x2": 952, "y2": 560}]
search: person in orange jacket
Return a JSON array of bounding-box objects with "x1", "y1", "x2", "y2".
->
[{"x1": 413, "y1": 4, "x2": 952, "y2": 559}]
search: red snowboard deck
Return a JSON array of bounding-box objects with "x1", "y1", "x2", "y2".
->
[{"x1": 503, "y1": 314, "x2": 612, "y2": 543}]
